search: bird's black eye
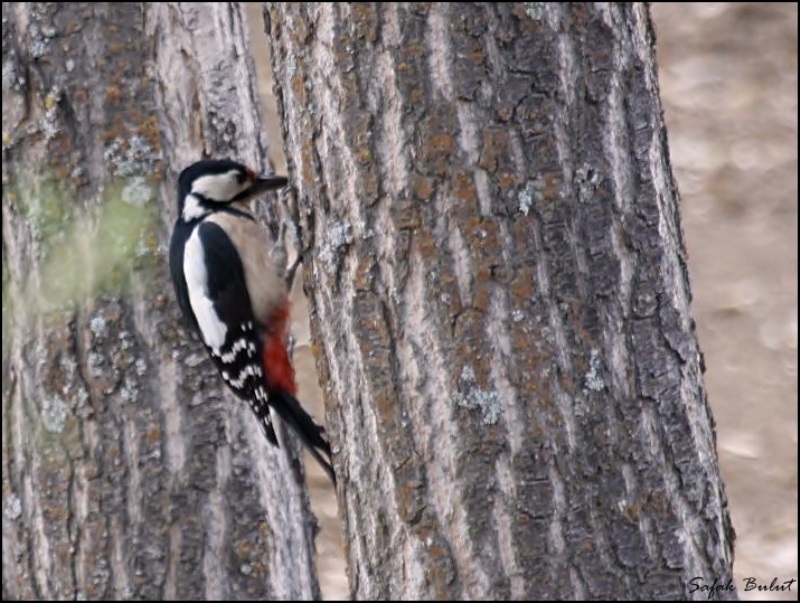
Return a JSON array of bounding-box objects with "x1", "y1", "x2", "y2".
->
[{"x1": 236, "y1": 170, "x2": 248, "y2": 184}]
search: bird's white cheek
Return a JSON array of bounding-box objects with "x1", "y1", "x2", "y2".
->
[{"x1": 191, "y1": 170, "x2": 246, "y2": 202}]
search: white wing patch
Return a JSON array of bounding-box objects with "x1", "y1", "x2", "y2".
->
[
  {"x1": 183, "y1": 228, "x2": 228, "y2": 350},
  {"x1": 191, "y1": 170, "x2": 247, "y2": 203}
]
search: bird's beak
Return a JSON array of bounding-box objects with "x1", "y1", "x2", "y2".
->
[
  {"x1": 253, "y1": 175, "x2": 289, "y2": 191},
  {"x1": 233, "y1": 175, "x2": 289, "y2": 203}
]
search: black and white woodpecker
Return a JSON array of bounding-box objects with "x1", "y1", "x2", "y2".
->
[{"x1": 169, "y1": 158, "x2": 335, "y2": 484}]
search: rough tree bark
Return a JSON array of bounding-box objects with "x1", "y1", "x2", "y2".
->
[
  {"x1": 266, "y1": 2, "x2": 736, "y2": 600},
  {"x1": 2, "y1": 3, "x2": 320, "y2": 600}
]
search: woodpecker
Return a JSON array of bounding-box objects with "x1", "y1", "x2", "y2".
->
[{"x1": 168, "y1": 158, "x2": 335, "y2": 484}]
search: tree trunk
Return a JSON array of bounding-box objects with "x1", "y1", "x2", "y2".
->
[
  {"x1": 2, "y1": 3, "x2": 320, "y2": 600},
  {"x1": 266, "y1": 2, "x2": 736, "y2": 600}
]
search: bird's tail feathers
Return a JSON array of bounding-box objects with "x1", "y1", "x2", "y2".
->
[{"x1": 270, "y1": 389, "x2": 336, "y2": 485}]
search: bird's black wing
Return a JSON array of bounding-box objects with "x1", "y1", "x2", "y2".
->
[
  {"x1": 187, "y1": 221, "x2": 279, "y2": 444},
  {"x1": 173, "y1": 220, "x2": 335, "y2": 482}
]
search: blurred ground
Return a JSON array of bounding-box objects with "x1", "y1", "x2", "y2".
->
[
  {"x1": 252, "y1": 3, "x2": 798, "y2": 599},
  {"x1": 653, "y1": 3, "x2": 798, "y2": 599}
]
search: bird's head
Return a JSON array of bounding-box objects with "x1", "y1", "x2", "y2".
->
[{"x1": 177, "y1": 158, "x2": 288, "y2": 221}]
